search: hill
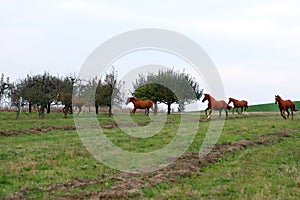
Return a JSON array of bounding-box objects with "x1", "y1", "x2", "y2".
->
[{"x1": 248, "y1": 101, "x2": 300, "y2": 112}]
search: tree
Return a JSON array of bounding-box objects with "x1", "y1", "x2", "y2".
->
[
  {"x1": 133, "y1": 68, "x2": 203, "y2": 114},
  {"x1": 56, "y1": 76, "x2": 76, "y2": 118},
  {"x1": 95, "y1": 68, "x2": 124, "y2": 116},
  {"x1": 12, "y1": 72, "x2": 60, "y2": 118}
]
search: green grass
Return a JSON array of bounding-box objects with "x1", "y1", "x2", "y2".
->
[
  {"x1": 0, "y1": 112, "x2": 75, "y2": 130},
  {"x1": 0, "y1": 111, "x2": 299, "y2": 199}
]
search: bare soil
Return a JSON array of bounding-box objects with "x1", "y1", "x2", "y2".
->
[{"x1": 0, "y1": 125, "x2": 77, "y2": 136}]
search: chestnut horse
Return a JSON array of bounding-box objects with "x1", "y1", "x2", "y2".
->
[
  {"x1": 57, "y1": 93, "x2": 85, "y2": 118},
  {"x1": 228, "y1": 97, "x2": 249, "y2": 114},
  {"x1": 202, "y1": 94, "x2": 231, "y2": 119},
  {"x1": 275, "y1": 95, "x2": 297, "y2": 119},
  {"x1": 125, "y1": 97, "x2": 154, "y2": 115}
]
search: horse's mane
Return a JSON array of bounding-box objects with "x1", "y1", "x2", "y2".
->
[{"x1": 206, "y1": 94, "x2": 216, "y2": 101}]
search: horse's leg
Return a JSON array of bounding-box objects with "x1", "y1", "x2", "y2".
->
[
  {"x1": 281, "y1": 109, "x2": 286, "y2": 119},
  {"x1": 225, "y1": 109, "x2": 228, "y2": 118},
  {"x1": 232, "y1": 107, "x2": 235, "y2": 115},
  {"x1": 286, "y1": 109, "x2": 290, "y2": 119},
  {"x1": 291, "y1": 107, "x2": 294, "y2": 119},
  {"x1": 76, "y1": 105, "x2": 82, "y2": 116},
  {"x1": 207, "y1": 109, "x2": 212, "y2": 119},
  {"x1": 131, "y1": 108, "x2": 137, "y2": 115},
  {"x1": 146, "y1": 108, "x2": 150, "y2": 115},
  {"x1": 63, "y1": 106, "x2": 68, "y2": 118},
  {"x1": 204, "y1": 107, "x2": 208, "y2": 117},
  {"x1": 218, "y1": 110, "x2": 221, "y2": 118},
  {"x1": 240, "y1": 107, "x2": 243, "y2": 114}
]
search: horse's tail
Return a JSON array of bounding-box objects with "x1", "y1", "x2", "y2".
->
[
  {"x1": 245, "y1": 102, "x2": 249, "y2": 110},
  {"x1": 151, "y1": 100, "x2": 157, "y2": 114},
  {"x1": 293, "y1": 103, "x2": 298, "y2": 111},
  {"x1": 150, "y1": 103, "x2": 154, "y2": 111}
]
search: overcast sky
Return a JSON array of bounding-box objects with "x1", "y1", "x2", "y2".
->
[{"x1": 1, "y1": 0, "x2": 300, "y2": 105}]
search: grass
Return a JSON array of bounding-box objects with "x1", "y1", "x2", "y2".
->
[
  {"x1": 149, "y1": 137, "x2": 300, "y2": 199},
  {"x1": 0, "y1": 110, "x2": 300, "y2": 199},
  {"x1": 0, "y1": 112, "x2": 75, "y2": 130}
]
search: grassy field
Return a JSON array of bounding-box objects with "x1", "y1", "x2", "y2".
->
[{"x1": 0, "y1": 109, "x2": 300, "y2": 199}]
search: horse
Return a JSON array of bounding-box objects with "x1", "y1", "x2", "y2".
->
[
  {"x1": 275, "y1": 95, "x2": 297, "y2": 119},
  {"x1": 125, "y1": 97, "x2": 155, "y2": 115},
  {"x1": 228, "y1": 97, "x2": 249, "y2": 114},
  {"x1": 57, "y1": 93, "x2": 85, "y2": 118},
  {"x1": 202, "y1": 93, "x2": 231, "y2": 119}
]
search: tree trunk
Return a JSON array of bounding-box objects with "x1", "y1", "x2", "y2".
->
[
  {"x1": 29, "y1": 102, "x2": 32, "y2": 113},
  {"x1": 95, "y1": 104, "x2": 99, "y2": 114},
  {"x1": 47, "y1": 102, "x2": 51, "y2": 113},
  {"x1": 167, "y1": 103, "x2": 171, "y2": 115},
  {"x1": 69, "y1": 105, "x2": 73, "y2": 114},
  {"x1": 39, "y1": 105, "x2": 45, "y2": 118},
  {"x1": 108, "y1": 105, "x2": 112, "y2": 117}
]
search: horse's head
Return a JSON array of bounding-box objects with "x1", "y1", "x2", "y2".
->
[
  {"x1": 125, "y1": 97, "x2": 130, "y2": 105},
  {"x1": 125, "y1": 97, "x2": 136, "y2": 105},
  {"x1": 228, "y1": 97, "x2": 233, "y2": 104},
  {"x1": 202, "y1": 93, "x2": 210, "y2": 103},
  {"x1": 275, "y1": 95, "x2": 281, "y2": 104}
]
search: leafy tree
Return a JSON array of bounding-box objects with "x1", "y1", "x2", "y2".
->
[
  {"x1": 95, "y1": 68, "x2": 125, "y2": 116},
  {"x1": 12, "y1": 72, "x2": 60, "y2": 118},
  {"x1": 133, "y1": 68, "x2": 203, "y2": 114},
  {"x1": 56, "y1": 76, "x2": 76, "y2": 114}
]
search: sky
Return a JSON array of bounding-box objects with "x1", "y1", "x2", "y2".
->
[{"x1": 1, "y1": 0, "x2": 300, "y2": 106}]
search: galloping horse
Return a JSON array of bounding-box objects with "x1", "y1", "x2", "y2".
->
[
  {"x1": 202, "y1": 94, "x2": 231, "y2": 119},
  {"x1": 125, "y1": 97, "x2": 155, "y2": 115},
  {"x1": 57, "y1": 93, "x2": 85, "y2": 118},
  {"x1": 275, "y1": 95, "x2": 297, "y2": 119},
  {"x1": 228, "y1": 97, "x2": 249, "y2": 114}
]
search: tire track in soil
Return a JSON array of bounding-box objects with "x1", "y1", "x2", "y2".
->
[
  {"x1": 0, "y1": 122, "x2": 158, "y2": 136},
  {"x1": 0, "y1": 125, "x2": 77, "y2": 136},
  {"x1": 7, "y1": 131, "x2": 292, "y2": 200}
]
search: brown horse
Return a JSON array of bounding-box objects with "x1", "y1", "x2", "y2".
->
[
  {"x1": 202, "y1": 94, "x2": 231, "y2": 119},
  {"x1": 228, "y1": 97, "x2": 249, "y2": 114},
  {"x1": 125, "y1": 97, "x2": 155, "y2": 115},
  {"x1": 57, "y1": 93, "x2": 85, "y2": 118},
  {"x1": 275, "y1": 95, "x2": 297, "y2": 119}
]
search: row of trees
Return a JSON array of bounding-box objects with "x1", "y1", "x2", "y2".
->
[
  {"x1": 0, "y1": 68, "x2": 203, "y2": 117},
  {"x1": 0, "y1": 69, "x2": 125, "y2": 118}
]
